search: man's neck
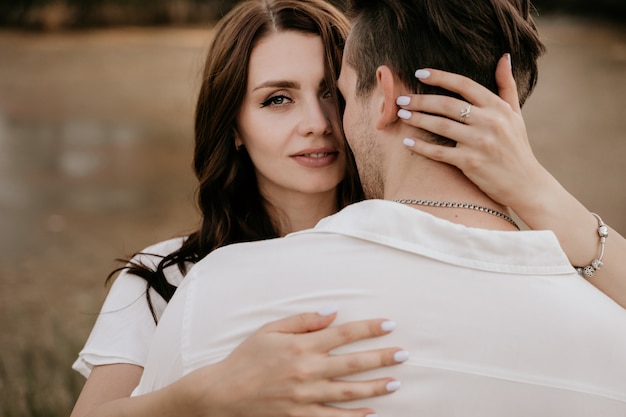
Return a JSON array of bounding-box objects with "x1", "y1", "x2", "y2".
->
[{"x1": 383, "y1": 149, "x2": 518, "y2": 231}]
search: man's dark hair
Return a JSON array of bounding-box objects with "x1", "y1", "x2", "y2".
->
[{"x1": 346, "y1": 0, "x2": 545, "y2": 106}]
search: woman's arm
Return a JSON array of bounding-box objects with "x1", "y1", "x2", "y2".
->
[
  {"x1": 71, "y1": 364, "x2": 144, "y2": 417},
  {"x1": 396, "y1": 55, "x2": 626, "y2": 308},
  {"x1": 72, "y1": 311, "x2": 406, "y2": 417}
]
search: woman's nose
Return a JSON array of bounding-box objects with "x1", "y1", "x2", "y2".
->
[{"x1": 299, "y1": 98, "x2": 332, "y2": 137}]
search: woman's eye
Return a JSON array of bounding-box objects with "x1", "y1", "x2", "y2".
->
[
  {"x1": 261, "y1": 95, "x2": 291, "y2": 107},
  {"x1": 322, "y1": 91, "x2": 333, "y2": 99}
]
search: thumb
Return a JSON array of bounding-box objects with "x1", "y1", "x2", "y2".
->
[
  {"x1": 260, "y1": 310, "x2": 338, "y2": 334},
  {"x1": 496, "y1": 53, "x2": 521, "y2": 113}
]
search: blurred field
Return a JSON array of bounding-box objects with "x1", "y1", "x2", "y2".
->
[{"x1": 0, "y1": 16, "x2": 625, "y2": 416}]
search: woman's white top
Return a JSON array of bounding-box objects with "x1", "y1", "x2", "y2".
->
[{"x1": 72, "y1": 237, "x2": 186, "y2": 378}]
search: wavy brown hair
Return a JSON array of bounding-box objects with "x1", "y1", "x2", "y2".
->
[{"x1": 110, "y1": 0, "x2": 363, "y2": 322}]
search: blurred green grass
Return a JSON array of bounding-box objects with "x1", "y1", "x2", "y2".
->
[{"x1": 0, "y1": 320, "x2": 84, "y2": 417}]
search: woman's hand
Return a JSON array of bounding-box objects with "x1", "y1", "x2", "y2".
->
[
  {"x1": 396, "y1": 54, "x2": 550, "y2": 211},
  {"x1": 396, "y1": 55, "x2": 626, "y2": 309},
  {"x1": 170, "y1": 310, "x2": 407, "y2": 417}
]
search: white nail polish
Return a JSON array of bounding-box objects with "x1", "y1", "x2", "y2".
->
[
  {"x1": 396, "y1": 95, "x2": 410, "y2": 106},
  {"x1": 381, "y1": 320, "x2": 396, "y2": 332},
  {"x1": 506, "y1": 53, "x2": 512, "y2": 68},
  {"x1": 394, "y1": 350, "x2": 410, "y2": 363},
  {"x1": 397, "y1": 109, "x2": 411, "y2": 120},
  {"x1": 415, "y1": 69, "x2": 431, "y2": 79},
  {"x1": 403, "y1": 138, "x2": 415, "y2": 147},
  {"x1": 386, "y1": 380, "x2": 402, "y2": 392},
  {"x1": 317, "y1": 306, "x2": 338, "y2": 316}
]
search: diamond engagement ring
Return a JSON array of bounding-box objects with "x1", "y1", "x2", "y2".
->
[{"x1": 459, "y1": 104, "x2": 471, "y2": 123}]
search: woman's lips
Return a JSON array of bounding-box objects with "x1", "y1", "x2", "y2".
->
[{"x1": 291, "y1": 150, "x2": 339, "y2": 168}]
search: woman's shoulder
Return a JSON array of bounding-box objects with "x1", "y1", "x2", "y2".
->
[
  {"x1": 106, "y1": 236, "x2": 188, "y2": 290},
  {"x1": 128, "y1": 236, "x2": 187, "y2": 268},
  {"x1": 137, "y1": 236, "x2": 187, "y2": 257},
  {"x1": 72, "y1": 237, "x2": 190, "y2": 377},
  {"x1": 107, "y1": 236, "x2": 186, "y2": 300}
]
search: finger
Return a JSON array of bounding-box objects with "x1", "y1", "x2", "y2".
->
[
  {"x1": 397, "y1": 94, "x2": 478, "y2": 126},
  {"x1": 312, "y1": 318, "x2": 397, "y2": 351},
  {"x1": 323, "y1": 348, "x2": 409, "y2": 379},
  {"x1": 303, "y1": 378, "x2": 402, "y2": 404},
  {"x1": 402, "y1": 136, "x2": 461, "y2": 167},
  {"x1": 415, "y1": 67, "x2": 499, "y2": 108},
  {"x1": 495, "y1": 53, "x2": 522, "y2": 113},
  {"x1": 298, "y1": 403, "x2": 380, "y2": 417},
  {"x1": 260, "y1": 311, "x2": 337, "y2": 335},
  {"x1": 397, "y1": 107, "x2": 469, "y2": 146}
]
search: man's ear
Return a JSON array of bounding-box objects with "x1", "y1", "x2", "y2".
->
[{"x1": 374, "y1": 65, "x2": 400, "y2": 130}]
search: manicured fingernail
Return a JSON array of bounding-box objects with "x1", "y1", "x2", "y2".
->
[
  {"x1": 381, "y1": 320, "x2": 396, "y2": 332},
  {"x1": 397, "y1": 109, "x2": 411, "y2": 120},
  {"x1": 317, "y1": 306, "x2": 338, "y2": 316},
  {"x1": 386, "y1": 380, "x2": 402, "y2": 392},
  {"x1": 394, "y1": 350, "x2": 410, "y2": 363},
  {"x1": 403, "y1": 138, "x2": 415, "y2": 147},
  {"x1": 396, "y1": 95, "x2": 410, "y2": 106},
  {"x1": 505, "y1": 53, "x2": 512, "y2": 69},
  {"x1": 415, "y1": 69, "x2": 431, "y2": 79}
]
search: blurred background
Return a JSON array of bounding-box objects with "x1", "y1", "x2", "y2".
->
[{"x1": 0, "y1": 1, "x2": 624, "y2": 415}]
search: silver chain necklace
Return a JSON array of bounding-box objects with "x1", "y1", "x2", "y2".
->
[{"x1": 393, "y1": 198, "x2": 520, "y2": 230}]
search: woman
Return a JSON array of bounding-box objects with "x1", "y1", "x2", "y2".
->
[
  {"x1": 72, "y1": 2, "x2": 401, "y2": 416},
  {"x1": 71, "y1": 0, "x2": 626, "y2": 416}
]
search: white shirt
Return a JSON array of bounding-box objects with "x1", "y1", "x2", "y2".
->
[
  {"x1": 135, "y1": 200, "x2": 626, "y2": 415},
  {"x1": 73, "y1": 238, "x2": 186, "y2": 378}
]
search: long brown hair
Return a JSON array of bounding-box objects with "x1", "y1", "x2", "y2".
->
[{"x1": 111, "y1": 0, "x2": 363, "y2": 322}]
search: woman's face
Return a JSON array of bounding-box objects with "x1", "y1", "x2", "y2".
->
[{"x1": 236, "y1": 31, "x2": 346, "y2": 205}]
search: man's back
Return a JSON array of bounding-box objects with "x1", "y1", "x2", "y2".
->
[{"x1": 136, "y1": 201, "x2": 626, "y2": 415}]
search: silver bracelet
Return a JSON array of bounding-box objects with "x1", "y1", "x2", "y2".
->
[{"x1": 574, "y1": 213, "x2": 609, "y2": 278}]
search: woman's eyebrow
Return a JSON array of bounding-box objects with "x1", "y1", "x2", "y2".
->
[{"x1": 253, "y1": 80, "x2": 300, "y2": 91}]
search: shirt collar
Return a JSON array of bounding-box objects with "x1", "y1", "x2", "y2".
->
[{"x1": 290, "y1": 200, "x2": 574, "y2": 275}]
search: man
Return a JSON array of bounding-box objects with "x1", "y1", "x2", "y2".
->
[{"x1": 135, "y1": 0, "x2": 626, "y2": 414}]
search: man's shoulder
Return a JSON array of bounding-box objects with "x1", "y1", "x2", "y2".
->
[
  {"x1": 188, "y1": 225, "x2": 351, "y2": 277},
  {"x1": 213, "y1": 231, "x2": 333, "y2": 259}
]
